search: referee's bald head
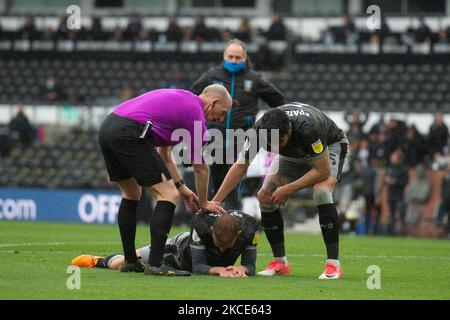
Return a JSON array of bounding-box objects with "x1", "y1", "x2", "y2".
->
[
  {"x1": 201, "y1": 84, "x2": 231, "y2": 103},
  {"x1": 200, "y1": 84, "x2": 232, "y2": 123}
]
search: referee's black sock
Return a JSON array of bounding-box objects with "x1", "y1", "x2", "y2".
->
[
  {"x1": 261, "y1": 209, "x2": 286, "y2": 258},
  {"x1": 317, "y1": 204, "x2": 340, "y2": 260},
  {"x1": 148, "y1": 201, "x2": 176, "y2": 267},
  {"x1": 118, "y1": 198, "x2": 139, "y2": 263}
]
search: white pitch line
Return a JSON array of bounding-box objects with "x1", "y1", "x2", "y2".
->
[
  {"x1": 0, "y1": 241, "x2": 120, "y2": 248},
  {"x1": 257, "y1": 253, "x2": 450, "y2": 260},
  {"x1": 1, "y1": 242, "x2": 450, "y2": 260},
  {"x1": 0, "y1": 250, "x2": 67, "y2": 254}
]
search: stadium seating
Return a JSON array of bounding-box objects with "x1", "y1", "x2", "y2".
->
[
  {"x1": 1, "y1": 55, "x2": 449, "y2": 113},
  {"x1": 271, "y1": 62, "x2": 450, "y2": 112},
  {"x1": 0, "y1": 56, "x2": 217, "y2": 103},
  {"x1": 0, "y1": 128, "x2": 110, "y2": 189},
  {"x1": 1, "y1": 31, "x2": 449, "y2": 191}
]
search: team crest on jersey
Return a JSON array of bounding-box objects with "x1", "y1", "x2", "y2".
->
[
  {"x1": 244, "y1": 80, "x2": 253, "y2": 92},
  {"x1": 312, "y1": 139, "x2": 324, "y2": 154},
  {"x1": 191, "y1": 229, "x2": 201, "y2": 244}
]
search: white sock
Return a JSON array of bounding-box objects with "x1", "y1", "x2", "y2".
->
[
  {"x1": 327, "y1": 259, "x2": 340, "y2": 267},
  {"x1": 275, "y1": 256, "x2": 288, "y2": 264}
]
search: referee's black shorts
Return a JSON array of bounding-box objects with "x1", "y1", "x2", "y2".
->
[{"x1": 98, "y1": 113, "x2": 171, "y2": 187}]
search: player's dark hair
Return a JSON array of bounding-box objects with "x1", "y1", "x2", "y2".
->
[
  {"x1": 260, "y1": 108, "x2": 290, "y2": 140},
  {"x1": 212, "y1": 214, "x2": 240, "y2": 248}
]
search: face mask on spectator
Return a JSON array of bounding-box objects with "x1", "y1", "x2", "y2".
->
[{"x1": 224, "y1": 61, "x2": 245, "y2": 74}]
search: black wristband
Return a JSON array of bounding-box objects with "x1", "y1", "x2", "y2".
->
[{"x1": 174, "y1": 179, "x2": 185, "y2": 189}]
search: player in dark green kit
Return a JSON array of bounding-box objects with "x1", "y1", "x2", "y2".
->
[{"x1": 213, "y1": 103, "x2": 348, "y2": 279}]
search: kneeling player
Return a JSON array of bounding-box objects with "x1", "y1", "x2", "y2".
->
[
  {"x1": 71, "y1": 210, "x2": 259, "y2": 277},
  {"x1": 213, "y1": 104, "x2": 349, "y2": 279}
]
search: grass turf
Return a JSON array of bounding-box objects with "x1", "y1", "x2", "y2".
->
[{"x1": 1, "y1": 221, "x2": 450, "y2": 300}]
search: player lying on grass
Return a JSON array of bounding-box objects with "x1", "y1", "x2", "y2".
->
[{"x1": 71, "y1": 211, "x2": 259, "y2": 277}]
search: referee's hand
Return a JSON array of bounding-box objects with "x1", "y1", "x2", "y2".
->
[{"x1": 178, "y1": 185, "x2": 200, "y2": 212}]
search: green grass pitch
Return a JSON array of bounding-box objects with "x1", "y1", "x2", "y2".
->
[{"x1": 1, "y1": 221, "x2": 450, "y2": 300}]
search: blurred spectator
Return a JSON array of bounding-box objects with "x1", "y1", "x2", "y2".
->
[
  {"x1": 20, "y1": 16, "x2": 37, "y2": 40},
  {"x1": 137, "y1": 28, "x2": 148, "y2": 41},
  {"x1": 375, "y1": 16, "x2": 391, "y2": 43},
  {"x1": 342, "y1": 14, "x2": 356, "y2": 34},
  {"x1": 362, "y1": 158, "x2": 381, "y2": 235},
  {"x1": 386, "y1": 119, "x2": 407, "y2": 157},
  {"x1": 369, "y1": 34, "x2": 380, "y2": 47},
  {"x1": 56, "y1": 15, "x2": 70, "y2": 39},
  {"x1": 402, "y1": 27, "x2": 416, "y2": 48},
  {"x1": 42, "y1": 26, "x2": 55, "y2": 41},
  {"x1": 321, "y1": 26, "x2": 335, "y2": 45},
  {"x1": 192, "y1": 16, "x2": 211, "y2": 42},
  {"x1": 345, "y1": 111, "x2": 367, "y2": 138},
  {"x1": 357, "y1": 138, "x2": 370, "y2": 168},
  {"x1": 341, "y1": 14, "x2": 358, "y2": 45},
  {"x1": 404, "y1": 164, "x2": 432, "y2": 226},
  {"x1": 428, "y1": 112, "x2": 449, "y2": 157},
  {"x1": 8, "y1": 105, "x2": 35, "y2": 147},
  {"x1": 165, "y1": 16, "x2": 183, "y2": 42},
  {"x1": 385, "y1": 149, "x2": 409, "y2": 236},
  {"x1": 415, "y1": 17, "x2": 432, "y2": 43},
  {"x1": 90, "y1": 16, "x2": 103, "y2": 40},
  {"x1": 357, "y1": 138, "x2": 381, "y2": 234},
  {"x1": 402, "y1": 125, "x2": 428, "y2": 167},
  {"x1": 437, "y1": 28, "x2": 449, "y2": 44},
  {"x1": 67, "y1": 29, "x2": 77, "y2": 41},
  {"x1": 42, "y1": 76, "x2": 64, "y2": 101},
  {"x1": 371, "y1": 131, "x2": 389, "y2": 167},
  {"x1": 221, "y1": 28, "x2": 233, "y2": 42},
  {"x1": 0, "y1": 126, "x2": 11, "y2": 157},
  {"x1": 235, "y1": 17, "x2": 252, "y2": 42},
  {"x1": 182, "y1": 26, "x2": 194, "y2": 41},
  {"x1": 266, "y1": 13, "x2": 287, "y2": 41},
  {"x1": 125, "y1": 14, "x2": 142, "y2": 40},
  {"x1": 120, "y1": 85, "x2": 134, "y2": 101},
  {"x1": 436, "y1": 162, "x2": 450, "y2": 238},
  {"x1": 369, "y1": 114, "x2": 386, "y2": 136},
  {"x1": 338, "y1": 137, "x2": 363, "y2": 235},
  {"x1": 113, "y1": 27, "x2": 124, "y2": 41}
]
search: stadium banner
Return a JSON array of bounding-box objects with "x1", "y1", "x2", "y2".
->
[{"x1": 0, "y1": 188, "x2": 121, "y2": 224}]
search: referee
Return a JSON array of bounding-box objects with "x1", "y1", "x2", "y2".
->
[
  {"x1": 98, "y1": 85, "x2": 230, "y2": 276},
  {"x1": 190, "y1": 39, "x2": 286, "y2": 210}
]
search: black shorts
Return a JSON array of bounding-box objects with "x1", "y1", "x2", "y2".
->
[{"x1": 98, "y1": 113, "x2": 171, "y2": 186}]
